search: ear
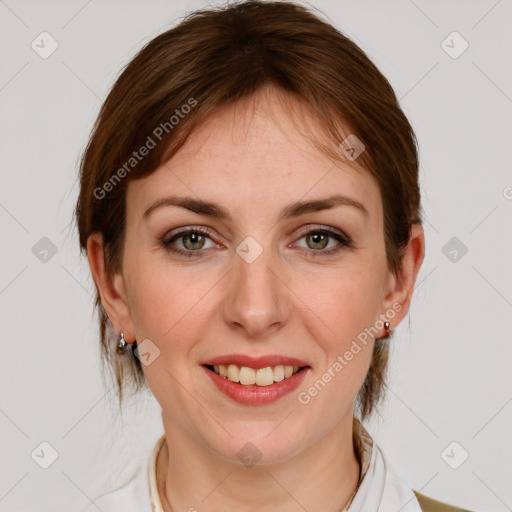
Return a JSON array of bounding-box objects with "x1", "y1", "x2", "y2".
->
[
  {"x1": 380, "y1": 223, "x2": 425, "y2": 328},
  {"x1": 86, "y1": 233, "x2": 136, "y2": 343}
]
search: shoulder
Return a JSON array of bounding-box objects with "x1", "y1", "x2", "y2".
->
[
  {"x1": 372, "y1": 441, "x2": 476, "y2": 512},
  {"x1": 81, "y1": 461, "x2": 152, "y2": 512},
  {"x1": 413, "y1": 490, "x2": 477, "y2": 512}
]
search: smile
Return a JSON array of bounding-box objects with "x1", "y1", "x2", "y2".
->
[
  {"x1": 201, "y1": 358, "x2": 311, "y2": 405},
  {"x1": 206, "y1": 363, "x2": 303, "y2": 386}
]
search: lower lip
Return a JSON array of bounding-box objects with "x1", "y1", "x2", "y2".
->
[{"x1": 202, "y1": 366, "x2": 310, "y2": 405}]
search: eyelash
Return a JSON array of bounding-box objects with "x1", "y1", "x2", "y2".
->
[{"x1": 159, "y1": 226, "x2": 353, "y2": 259}]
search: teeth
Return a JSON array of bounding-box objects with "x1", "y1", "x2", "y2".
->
[
  {"x1": 273, "y1": 365, "x2": 285, "y2": 382},
  {"x1": 227, "y1": 364, "x2": 240, "y2": 383},
  {"x1": 211, "y1": 364, "x2": 302, "y2": 386},
  {"x1": 256, "y1": 367, "x2": 274, "y2": 386},
  {"x1": 239, "y1": 366, "x2": 256, "y2": 385}
]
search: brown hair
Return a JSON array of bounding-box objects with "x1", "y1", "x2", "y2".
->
[{"x1": 75, "y1": 0, "x2": 422, "y2": 420}]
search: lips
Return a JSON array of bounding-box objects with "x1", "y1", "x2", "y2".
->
[
  {"x1": 202, "y1": 354, "x2": 310, "y2": 368},
  {"x1": 201, "y1": 354, "x2": 311, "y2": 405}
]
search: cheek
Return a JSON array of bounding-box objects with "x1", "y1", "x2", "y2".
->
[
  {"x1": 294, "y1": 263, "x2": 384, "y2": 403},
  {"x1": 124, "y1": 254, "x2": 220, "y2": 351},
  {"x1": 304, "y1": 264, "x2": 385, "y2": 348},
  {"x1": 124, "y1": 263, "x2": 213, "y2": 399}
]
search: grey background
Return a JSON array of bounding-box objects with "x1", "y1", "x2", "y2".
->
[{"x1": 1, "y1": 0, "x2": 511, "y2": 511}]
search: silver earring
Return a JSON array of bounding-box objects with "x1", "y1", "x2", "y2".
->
[
  {"x1": 117, "y1": 332, "x2": 127, "y2": 354},
  {"x1": 383, "y1": 321, "x2": 391, "y2": 337}
]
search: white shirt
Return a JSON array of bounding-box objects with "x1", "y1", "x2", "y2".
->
[{"x1": 83, "y1": 419, "x2": 423, "y2": 512}]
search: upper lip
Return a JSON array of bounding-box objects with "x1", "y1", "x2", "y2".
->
[{"x1": 202, "y1": 354, "x2": 311, "y2": 368}]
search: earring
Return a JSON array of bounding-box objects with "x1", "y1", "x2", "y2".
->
[
  {"x1": 383, "y1": 321, "x2": 391, "y2": 338},
  {"x1": 117, "y1": 332, "x2": 127, "y2": 354}
]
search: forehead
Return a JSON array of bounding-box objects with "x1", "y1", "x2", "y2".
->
[{"x1": 126, "y1": 88, "x2": 382, "y2": 224}]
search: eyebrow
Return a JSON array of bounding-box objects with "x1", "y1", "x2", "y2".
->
[{"x1": 143, "y1": 194, "x2": 369, "y2": 221}]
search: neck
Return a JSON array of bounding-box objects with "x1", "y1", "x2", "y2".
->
[{"x1": 156, "y1": 413, "x2": 360, "y2": 512}]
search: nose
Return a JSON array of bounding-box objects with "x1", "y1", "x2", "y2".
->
[{"x1": 222, "y1": 241, "x2": 289, "y2": 339}]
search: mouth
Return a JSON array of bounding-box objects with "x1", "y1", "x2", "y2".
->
[
  {"x1": 203, "y1": 363, "x2": 308, "y2": 387},
  {"x1": 201, "y1": 357, "x2": 311, "y2": 405},
  {"x1": 201, "y1": 354, "x2": 311, "y2": 404}
]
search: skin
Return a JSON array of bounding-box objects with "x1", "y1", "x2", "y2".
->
[{"x1": 87, "y1": 85, "x2": 425, "y2": 511}]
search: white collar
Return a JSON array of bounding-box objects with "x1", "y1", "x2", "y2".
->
[
  {"x1": 147, "y1": 433, "x2": 165, "y2": 512},
  {"x1": 147, "y1": 418, "x2": 422, "y2": 512},
  {"x1": 347, "y1": 439, "x2": 422, "y2": 511}
]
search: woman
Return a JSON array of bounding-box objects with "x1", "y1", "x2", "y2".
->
[{"x1": 77, "y1": 1, "x2": 474, "y2": 511}]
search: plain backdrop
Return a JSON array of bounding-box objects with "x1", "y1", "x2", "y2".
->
[{"x1": 1, "y1": 0, "x2": 511, "y2": 511}]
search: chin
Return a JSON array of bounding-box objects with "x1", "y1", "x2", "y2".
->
[{"x1": 205, "y1": 423, "x2": 309, "y2": 467}]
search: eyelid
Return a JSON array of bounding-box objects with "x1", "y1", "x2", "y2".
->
[
  {"x1": 160, "y1": 223, "x2": 353, "y2": 257},
  {"x1": 294, "y1": 224, "x2": 348, "y2": 239},
  {"x1": 161, "y1": 224, "x2": 348, "y2": 243},
  {"x1": 160, "y1": 225, "x2": 221, "y2": 248}
]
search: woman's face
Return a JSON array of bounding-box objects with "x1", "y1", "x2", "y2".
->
[{"x1": 102, "y1": 88, "x2": 420, "y2": 464}]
